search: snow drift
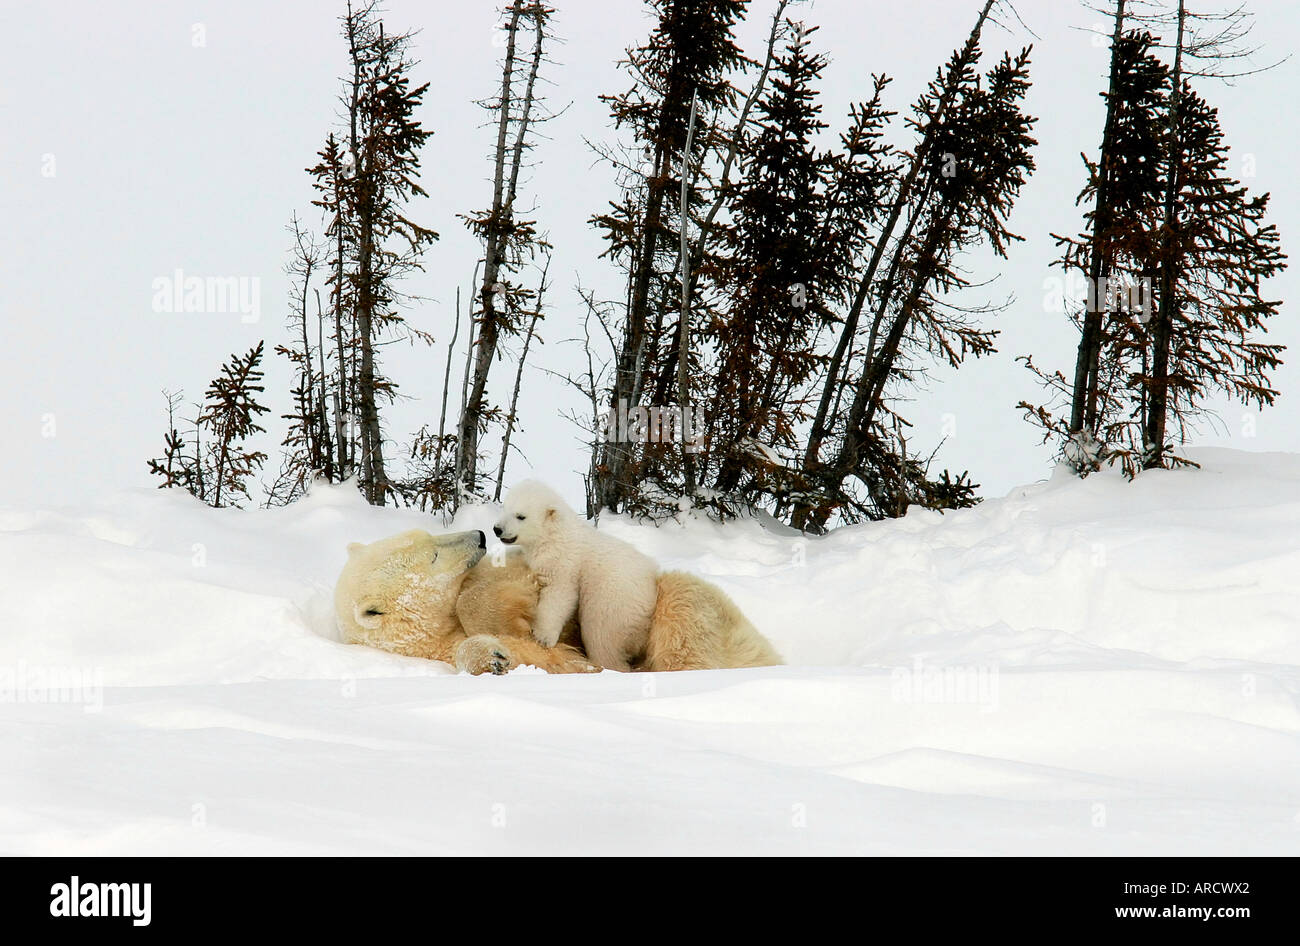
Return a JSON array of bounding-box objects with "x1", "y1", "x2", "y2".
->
[{"x1": 2, "y1": 447, "x2": 1298, "y2": 854}]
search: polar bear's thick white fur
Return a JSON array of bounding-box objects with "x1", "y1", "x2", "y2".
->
[
  {"x1": 494, "y1": 480, "x2": 659, "y2": 671},
  {"x1": 334, "y1": 528, "x2": 598, "y2": 675},
  {"x1": 335, "y1": 528, "x2": 784, "y2": 674}
]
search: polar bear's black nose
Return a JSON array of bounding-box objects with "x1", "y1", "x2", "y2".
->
[
  {"x1": 492, "y1": 525, "x2": 502, "y2": 538},
  {"x1": 477, "y1": 530, "x2": 487, "y2": 548}
]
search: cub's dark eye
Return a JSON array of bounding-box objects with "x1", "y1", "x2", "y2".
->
[
  {"x1": 516, "y1": 514, "x2": 526, "y2": 521},
  {"x1": 364, "y1": 608, "x2": 384, "y2": 617}
]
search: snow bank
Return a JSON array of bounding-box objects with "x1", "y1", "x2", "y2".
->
[{"x1": 2, "y1": 448, "x2": 1298, "y2": 854}]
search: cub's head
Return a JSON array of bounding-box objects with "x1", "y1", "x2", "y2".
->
[
  {"x1": 334, "y1": 529, "x2": 486, "y2": 651},
  {"x1": 493, "y1": 480, "x2": 572, "y2": 549}
]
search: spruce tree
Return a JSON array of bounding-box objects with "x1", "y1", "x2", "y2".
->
[
  {"x1": 1139, "y1": 80, "x2": 1285, "y2": 468},
  {"x1": 303, "y1": 1, "x2": 437, "y2": 507},
  {"x1": 792, "y1": 2, "x2": 1035, "y2": 530},
  {"x1": 704, "y1": 22, "x2": 835, "y2": 500},
  {"x1": 148, "y1": 344, "x2": 270, "y2": 509},
  {"x1": 590, "y1": 0, "x2": 750, "y2": 514},
  {"x1": 456, "y1": 1, "x2": 554, "y2": 505},
  {"x1": 1022, "y1": 4, "x2": 1285, "y2": 476},
  {"x1": 584, "y1": 0, "x2": 1034, "y2": 528},
  {"x1": 268, "y1": 216, "x2": 334, "y2": 506},
  {"x1": 1139, "y1": 0, "x2": 1286, "y2": 469},
  {"x1": 307, "y1": 132, "x2": 359, "y2": 485}
]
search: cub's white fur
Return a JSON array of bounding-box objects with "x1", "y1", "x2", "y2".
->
[{"x1": 494, "y1": 480, "x2": 658, "y2": 671}]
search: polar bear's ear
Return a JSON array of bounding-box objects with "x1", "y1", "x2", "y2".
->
[
  {"x1": 347, "y1": 542, "x2": 365, "y2": 557},
  {"x1": 545, "y1": 507, "x2": 556, "y2": 520},
  {"x1": 354, "y1": 601, "x2": 385, "y2": 629}
]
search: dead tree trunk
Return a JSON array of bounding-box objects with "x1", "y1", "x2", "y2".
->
[
  {"x1": 494, "y1": 254, "x2": 550, "y2": 500},
  {"x1": 1071, "y1": 0, "x2": 1128, "y2": 437},
  {"x1": 457, "y1": 2, "x2": 546, "y2": 500},
  {"x1": 1143, "y1": 0, "x2": 1186, "y2": 468},
  {"x1": 677, "y1": 91, "x2": 699, "y2": 497}
]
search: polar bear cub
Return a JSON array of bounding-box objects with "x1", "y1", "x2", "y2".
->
[{"x1": 494, "y1": 480, "x2": 658, "y2": 671}]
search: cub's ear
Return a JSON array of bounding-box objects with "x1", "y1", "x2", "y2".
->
[
  {"x1": 545, "y1": 507, "x2": 556, "y2": 520},
  {"x1": 347, "y1": 542, "x2": 365, "y2": 557}
]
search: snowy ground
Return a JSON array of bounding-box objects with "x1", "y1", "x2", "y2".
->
[{"x1": 3, "y1": 448, "x2": 1299, "y2": 855}]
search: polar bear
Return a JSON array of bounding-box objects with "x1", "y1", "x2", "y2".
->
[
  {"x1": 334, "y1": 528, "x2": 598, "y2": 675},
  {"x1": 493, "y1": 480, "x2": 658, "y2": 672},
  {"x1": 334, "y1": 528, "x2": 783, "y2": 674}
]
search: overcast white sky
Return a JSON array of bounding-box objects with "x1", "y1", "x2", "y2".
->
[{"x1": 2, "y1": 0, "x2": 1297, "y2": 512}]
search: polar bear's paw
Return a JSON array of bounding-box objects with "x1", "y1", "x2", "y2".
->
[{"x1": 455, "y1": 635, "x2": 516, "y2": 675}]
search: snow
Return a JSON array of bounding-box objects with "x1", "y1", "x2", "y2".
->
[{"x1": 3, "y1": 447, "x2": 1299, "y2": 854}]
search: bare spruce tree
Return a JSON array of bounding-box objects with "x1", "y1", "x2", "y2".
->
[
  {"x1": 455, "y1": 1, "x2": 555, "y2": 505},
  {"x1": 303, "y1": 1, "x2": 438, "y2": 506},
  {"x1": 268, "y1": 216, "x2": 335, "y2": 505}
]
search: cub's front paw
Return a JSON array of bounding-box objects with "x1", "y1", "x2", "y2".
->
[
  {"x1": 530, "y1": 623, "x2": 562, "y2": 649},
  {"x1": 455, "y1": 635, "x2": 516, "y2": 676}
]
